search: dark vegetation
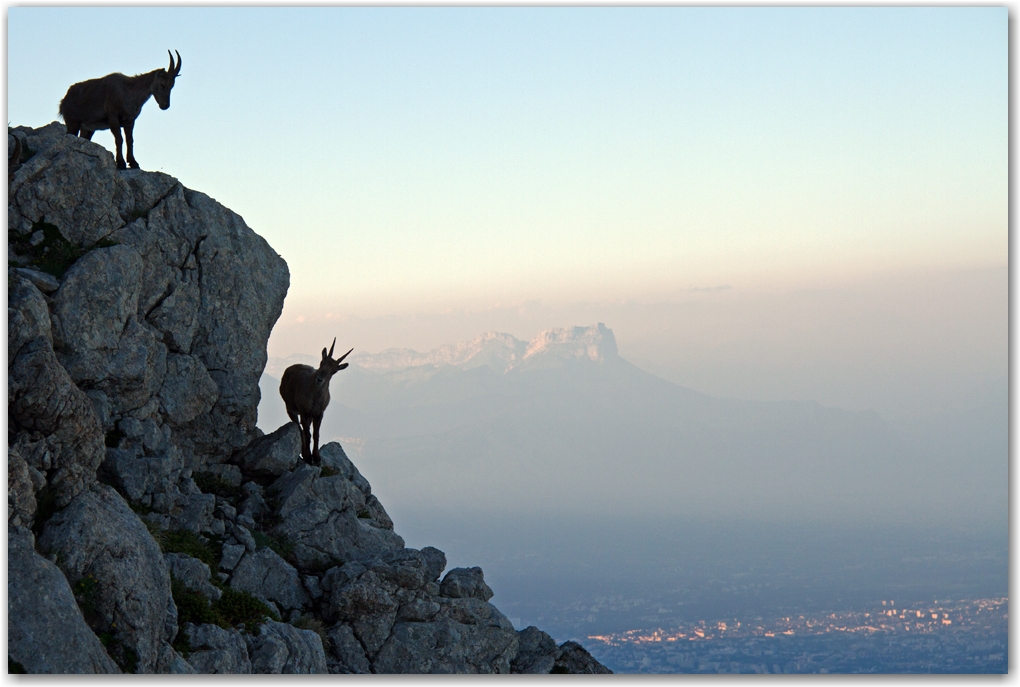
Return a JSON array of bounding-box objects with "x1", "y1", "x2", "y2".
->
[
  {"x1": 9, "y1": 219, "x2": 117, "y2": 278},
  {"x1": 192, "y1": 472, "x2": 241, "y2": 503}
]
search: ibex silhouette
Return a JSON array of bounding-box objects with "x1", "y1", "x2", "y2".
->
[
  {"x1": 279, "y1": 338, "x2": 353, "y2": 464},
  {"x1": 59, "y1": 50, "x2": 182, "y2": 170}
]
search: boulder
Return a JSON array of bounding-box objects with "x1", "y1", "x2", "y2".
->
[
  {"x1": 37, "y1": 484, "x2": 176, "y2": 673},
  {"x1": 8, "y1": 447, "x2": 38, "y2": 528},
  {"x1": 269, "y1": 464, "x2": 404, "y2": 569},
  {"x1": 229, "y1": 547, "x2": 310, "y2": 612},
  {"x1": 510, "y1": 626, "x2": 559, "y2": 674},
  {"x1": 326, "y1": 623, "x2": 371, "y2": 674},
  {"x1": 420, "y1": 546, "x2": 447, "y2": 583},
  {"x1": 235, "y1": 422, "x2": 301, "y2": 477},
  {"x1": 8, "y1": 274, "x2": 106, "y2": 507},
  {"x1": 164, "y1": 553, "x2": 221, "y2": 602},
  {"x1": 553, "y1": 640, "x2": 614, "y2": 674},
  {"x1": 440, "y1": 567, "x2": 494, "y2": 602},
  {"x1": 373, "y1": 598, "x2": 519, "y2": 674},
  {"x1": 183, "y1": 623, "x2": 251, "y2": 674},
  {"x1": 8, "y1": 525, "x2": 120, "y2": 673},
  {"x1": 247, "y1": 621, "x2": 328, "y2": 674}
]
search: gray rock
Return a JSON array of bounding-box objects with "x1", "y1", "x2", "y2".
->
[
  {"x1": 236, "y1": 422, "x2": 301, "y2": 476},
  {"x1": 8, "y1": 525, "x2": 120, "y2": 673},
  {"x1": 231, "y1": 523, "x2": 257, "y2": 552},
  {"x1": 397, "y1": 597, "x2": 442, "y2": 622},
  {"x1": 269, "y1": 464, "x2": 404, "y2": 569},
  {"x1": 169, "y1": 652, "x2": 197, "y2": 674},
  {"x1": 118, "y1": 416, "x2": 145, "y2": 438},
  {"x1": 204, "y1": 463, "x2": 242, "y2": 487},
  {"x1": 12, "y1": 266, "x2": 60, "y2": 293},
  {"x1": 8, "y1": 133, "x2": 126, "y2": 243},
  {"x1": 8, "y1": 275, "x2": 106, "y2": 507},
  {"x1": 553, "y1": 640, "x2": 614, "y2": 674},
  {"x1": 183, "y1": 623, "x2": 251, "y2": 674},
  {"x1": 51, "y1": 244, "x2": 142, "y2": 354},
  {"x1": 171, "y1": 492, "x2": 216, "y2": 533},
  {"x1": 10, "y1": 123, "x2": 288, "y2": 466},
  {"x1": 303, "y1": 574, "x2": 323, "y2": 600},
  {"x1": 247, "y1": 621, "x2": 328, "y2": 674},
  {"x1": 373, "y1": 598, "x2": 519, "y2": 674},
  {"x1": 440, "y1": 567, "x2": 494, "y2": 602},
  {"x1": 220, "y1": 543, "x2": 246, "y2": 571},
  {"x1": 37, "y1": 484, "x2": 174, "y2": 673},
  {"x1": 329, "y1": 569, "x2": 399, "y2": 655},
  {"x1": 230, "y1": 547, "x2": 310, "y2": 612},
  {"x1": 420, "y1": 546, "x2": 447, "y2": 583},
  {"x1": 511, "y1": 626, "x2": 559, "y2": 674},
  {"x1": 164, "y1": 553, "x2": 221, "y2": 602},
  {"x1": 102, "y1": 447, "x2": 173, "y2": 503},
  {"x1": 319, "y1": 442, "x2": 371, "y2": 495},
  {"x1": 158, "y1": 353, "x2": 218, "y2": 425},
  {"x1": 326, "y1": 623, "x2": 371, "y2": 674},
  {"x1": 8, "y1": 447, "x2": 37, "y2": 528}
]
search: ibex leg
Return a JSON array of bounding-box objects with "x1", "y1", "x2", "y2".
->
[
  {"x1": 124, "y1": 121, "x2": 139, "y2": 169},
  {"x1": 300, "y1": 416, "x2": 312, "y2": 461},
  {"x1": 312, "y1": 416, "x2": 322, "y2": 464},
  {"x1": 109, "y1": 123, "x2": 126, "y2": 170},
  {"x1": 81, "y1": 129, "x2": 95, "y2": 140}
]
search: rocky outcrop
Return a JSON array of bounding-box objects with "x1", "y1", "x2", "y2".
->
[
  {"x1": 7, "y1": 123, "x2": 610, "y2": 674},
  {"x1": 8, "y1": 526, "x2": 121, "y2": 674}
]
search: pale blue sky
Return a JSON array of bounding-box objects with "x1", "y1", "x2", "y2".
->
[{"x1": 7, "y1": 7, "x2": 1007, "y2": 413}]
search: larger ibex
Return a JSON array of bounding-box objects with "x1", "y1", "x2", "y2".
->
[
  {"x1": 59, "y1": 50, "x2": 182, "y2": 170},
  {"x1": 280, "y1": 338, "x2": 353, "y2": 464}
]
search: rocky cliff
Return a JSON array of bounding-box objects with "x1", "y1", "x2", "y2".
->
[{"x1": 7, "y1": 123, "x2": 610, "y2": 674}]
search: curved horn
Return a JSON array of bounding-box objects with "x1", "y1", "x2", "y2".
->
[
  {"x1": 174, "y1": 49, "x2": 182, "y2": 76},
  {"x1": 337, "y1": 348, "x2": 354, "y2": 364},
  {"x1": 167, "y1": 50, "x2": 175, "y2": 73},
  {"x1": 328, "y1": 337, "x2": 336, "y2": 358}
]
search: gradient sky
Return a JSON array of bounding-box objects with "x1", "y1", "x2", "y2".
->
[{"x1": 7, "y1": 6, "x2": 1007, "y2": 416}]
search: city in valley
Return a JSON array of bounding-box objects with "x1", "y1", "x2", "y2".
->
[{"x1": 583, "y1": 597, "x2": 1007, "y2": 673}]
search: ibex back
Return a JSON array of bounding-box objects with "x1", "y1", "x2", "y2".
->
[
  {"x1": 279, "y1": 338, "x2": 353, "y2": 464},
  {"x1": 59, "y1": 50, "x2": 182, "y2": 170}
]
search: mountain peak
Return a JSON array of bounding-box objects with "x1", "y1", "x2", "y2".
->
[{"x1": 348, "y1": 323, "x2": 619, "y2": 374}]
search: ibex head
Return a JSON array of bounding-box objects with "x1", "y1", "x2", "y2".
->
[
  {"x1": 315, "y1": 338, "x2": 353, "y2": 387},
  {"x1": 152, "y1": 50, "x2": 182, "y2": 111}
]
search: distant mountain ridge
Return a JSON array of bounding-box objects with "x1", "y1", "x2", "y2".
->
[{"x1": 265, "y1": 323, "x2": 619, "y2": 379}]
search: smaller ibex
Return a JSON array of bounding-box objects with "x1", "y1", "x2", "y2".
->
[
  {"x1": 59, "y1": 50, "x2": 182, "y2": 170},
  {"x1": 280, "y1": 338, "x2": 354, "y2": 464}
]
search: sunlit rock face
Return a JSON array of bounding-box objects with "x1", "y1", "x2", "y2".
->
[{"x1": 6, "y1": 123, "x2": 609, "y2": 674}]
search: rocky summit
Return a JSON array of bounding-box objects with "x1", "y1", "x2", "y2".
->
[{"x1": 6, "y1": 123, "x2": 611, "y2": 674}]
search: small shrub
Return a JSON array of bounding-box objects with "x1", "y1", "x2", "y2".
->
[
  {"x1": 8, "y1": 220, "x2": 120, "y2": 279},
  {"x1": 252, "y1": 530, "x2": 295, "y2": 563},
  {"x1": 141, "y1": 517, "x2": 168, "y2": 550},
  {"x1": 319, "y1": 465, "x2": 339, "y2": 478},
  {"x1": 162, "y1": 529, "x2": 218, "y2": 569},
  {"x1": 193, "y1": 472, "x2": 241, "y2": 502},
  {"x1": 214, "y1": 588, "x2": 280, "y2": 634},
  {"x1": 171, "y1": 577, "x2": 219, "y2": 627},
  {"x1": 292, "y1": 615, "x2": 331, "y2": 650}
]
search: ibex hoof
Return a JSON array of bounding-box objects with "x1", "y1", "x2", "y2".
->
[
  {"x1": 128, "y1": 161, "x2": 140, "y2": 170},
  {"x1": 116, "y1": 161, "x2": 127, "y2": 170}
]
